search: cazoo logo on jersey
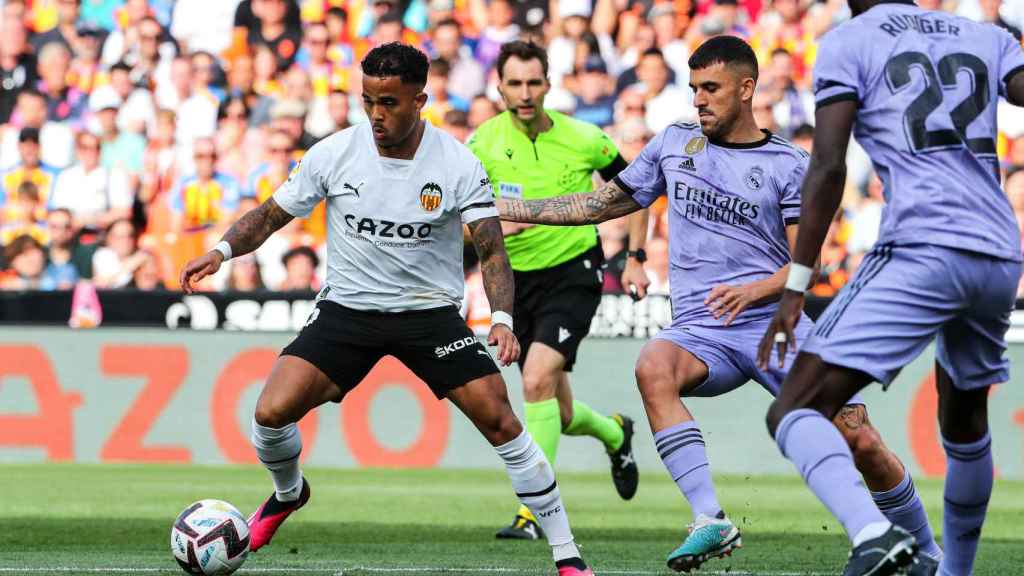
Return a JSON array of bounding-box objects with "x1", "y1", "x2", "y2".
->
[
  {"x1": 435, "y1": 336, "x2": 478, "y2": 358},
  {"x1": 343, "y1": 214, "x2": 433, "y2": 239}
]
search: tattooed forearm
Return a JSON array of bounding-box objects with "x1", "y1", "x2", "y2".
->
[
  {"x1": 468, "y1": 216, "x2": 515, "y2": 315},
  {"x1": 221, "y1": 197, "x2": 295, "y2": 257},
  {"x1": 498, "y1": 180, "x2": 642, "y2": 225}
]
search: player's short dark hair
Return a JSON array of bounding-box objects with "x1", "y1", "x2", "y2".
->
[
  {"x1": 361, "y1": 42, "x2": 429, "y2": 87},
  {"x1": 496, "y1": 40, "x2": 548, "y2": 80},
  {"x1": 688, "y1": 35, "x2": 759, "y2": 82}
]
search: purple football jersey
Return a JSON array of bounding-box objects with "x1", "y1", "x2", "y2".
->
[
  {"x1": 814, "y1": 0, "x2": 1024, "y2": 262},
  {"x1": 615, "y1": 123, "x2": 807, "y2": 327}
]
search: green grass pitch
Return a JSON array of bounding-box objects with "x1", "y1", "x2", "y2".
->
[{"x1": 1, "y1": 464, "x2": 1022, "y2": 575}]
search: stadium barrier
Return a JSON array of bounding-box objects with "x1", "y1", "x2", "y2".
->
[{"x1": 1, "y1": 306, "x2": 1023, "y2": 478}]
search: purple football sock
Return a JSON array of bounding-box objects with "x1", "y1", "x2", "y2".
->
[
  {"x1": 655, "y1": 420, "x2": 722, "y2": 520},
  {"x1": 775, "y1": 409, "x2": 887, "y2": 543},
  {"x1": 872, "y1": 469, "x2": 942, "y2": 559},
  {"x1": 939, "y1": 433, "x2": 992, "y2": 576}
]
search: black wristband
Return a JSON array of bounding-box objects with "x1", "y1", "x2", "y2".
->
[{"x1": 626, "y1": 249, "x2": 647, "y2": 263}]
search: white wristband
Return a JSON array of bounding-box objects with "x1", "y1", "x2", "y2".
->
[
  {"x1": 491, "y1": 311, "x2": 513, "y2": 331},
  {"x1": 213, "y1": 241, "x2": 233, "y2": 261},
  {"x1": 785, "y1": 262, "x2": 814, "y2": 293}
]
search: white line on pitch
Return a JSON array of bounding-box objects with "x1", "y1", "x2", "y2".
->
[{"x1": 0, "y1": 568, "x2": 832, "y2": 576}]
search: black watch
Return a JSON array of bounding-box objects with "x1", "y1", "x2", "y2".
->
[{"x1": 626, "y1": 249, "x2": 647, "y2": 263}]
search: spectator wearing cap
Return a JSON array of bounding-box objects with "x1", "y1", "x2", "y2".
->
[
  {"x1": 0, "y1": 127, "x2": 60, "y2": 208},
  {"x1": 30, "y1": 0, "x2": 85, "y2": 55},
  {"x1": 51, "y1": 131, "x2": 133, "y2": 232},
  {"x1": 571, "y1": 55, "x2": 616, "y2": 127},
  {"x1": 278, "y1": 245, "x2": 319, "y2": 291},
  {"x1": 36, "y1": 41, "x2": 88, "y2": 126},
  {"x1": 0, "y1": 16, "x2": 38, "y2": 124},
  {"x1": 634, "y1": 47, "x2": 696, "y2": 132},
  {"x1": 67, "y1": 23, "x2": 107, "y2": 94},
  {"x1": 169, "y1": 137, "x2": 242, "y2": 233},
  {"x1": 0, "y1": 89, "x2": 75, "y2": 169},
  {"x1": 91, "y1": 88, "x2": 146, "y2": 184},
  {"x1": 270, "y1": 98, "x2": 317, "y2": 151},
  {"x1": 428, "y1": 19, "x2": 485, "y2": 104}
]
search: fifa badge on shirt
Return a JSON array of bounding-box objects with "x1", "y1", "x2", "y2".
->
[
  {"x1": 499, "y1": 182, "x2": 523, "y2": 199},
  {"x1": 420, "y1": 182, "x2": 443, "y2": 211},
  {"x1": 685, "y1": 136, "x2": 707, "y2": 155},
  {"x1": 745, "y1": 166, "x2": 765, "y2": 190}
]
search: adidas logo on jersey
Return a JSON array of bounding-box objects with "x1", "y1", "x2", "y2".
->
[
  {"x1": 435, "y1": 336, "x2": 478, "y2": 358},
  {"x1": 679, "y1": 157, "x2": 696, "y2": 172}
]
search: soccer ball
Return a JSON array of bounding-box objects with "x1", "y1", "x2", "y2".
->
[{"x1": 171, "y1": 499, "x2": 250, "y2": 575}]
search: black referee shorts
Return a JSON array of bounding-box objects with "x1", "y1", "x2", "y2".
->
[
  {"x1": 513, "y1": 245, "x2": 604, "y2": 372},
  {"x1": 282, "y1": 301, "x2": 499, "y2": 399}
]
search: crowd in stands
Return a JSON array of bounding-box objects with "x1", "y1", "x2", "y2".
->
[{"x1": 2, "y1": 0, "x2": 1024, "y2": 299}]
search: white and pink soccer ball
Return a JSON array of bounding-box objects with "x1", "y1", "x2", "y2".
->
[{"x1": 171, "y1": 499, "x2": 250, "y2": 575}]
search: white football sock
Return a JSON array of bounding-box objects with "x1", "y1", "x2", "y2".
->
[
  {"x1": 251, "y1": 419, "x2": 303, "y2": 502},
  {"x1": 495, "y1": 430, "x2": 579, "y2": 561}
]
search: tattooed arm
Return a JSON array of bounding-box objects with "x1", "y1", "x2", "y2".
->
[
  {"x1": 468, "y1": 215, "x2": 520, "y2": 365},
  {"x1": 179, "y1": 198, "x2": 295, "y2": 293},
  {"x1": 468, "y1": 216, "x2": 514, "y2": 317},
  {"x1": 220, "y1": 197, "x2": 295, "y2": 256},
  {"x1": 498, "y1": 179, "x2": 642, "y2": 225}
]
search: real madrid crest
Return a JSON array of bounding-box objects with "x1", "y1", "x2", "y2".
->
[
  {"x1": 745, "y1": 166, "x2": 765, "y2": 190},
  {"x1": 420, "y1": 182, "x2": 443, "y2": 211},
  {"x1": 685, "y1": 136, "x2": 707, "y2": 155}
]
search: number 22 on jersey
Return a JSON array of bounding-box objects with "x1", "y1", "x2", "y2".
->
[{"x1": 885, "y1": 51, "x2": 996, "y2": 155}]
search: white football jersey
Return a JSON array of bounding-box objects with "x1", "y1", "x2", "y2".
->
[{"x1": 273, "y1": 122, "x2": 498, "y2": 312}]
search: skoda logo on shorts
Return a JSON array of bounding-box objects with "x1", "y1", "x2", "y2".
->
[
  {"x1": 745, "y1": 166, "x2": 765, "y2": 190},
  {"x1": 420, "y1": 182, "x2": 443, "y2": 212}
]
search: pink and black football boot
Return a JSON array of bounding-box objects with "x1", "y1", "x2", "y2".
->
[{"x1": 247, "y1": 478, "x2": 310, "y2": 552}]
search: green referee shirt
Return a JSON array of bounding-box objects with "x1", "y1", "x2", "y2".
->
[{"x1": 467, "y1": 110, "x2": 621, "y2": 272}]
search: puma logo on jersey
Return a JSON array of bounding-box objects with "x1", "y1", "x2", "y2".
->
[
  {"x1": 343, "y1": 181, "x2": 364, "y2": 197},
  {"x1": 558, "y1": 327, "x2": 572, "y2": 343}
]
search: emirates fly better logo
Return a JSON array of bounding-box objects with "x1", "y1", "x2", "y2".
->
[{"x1": 420, "y1": 182, "x2": 443, "y2": 212}]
